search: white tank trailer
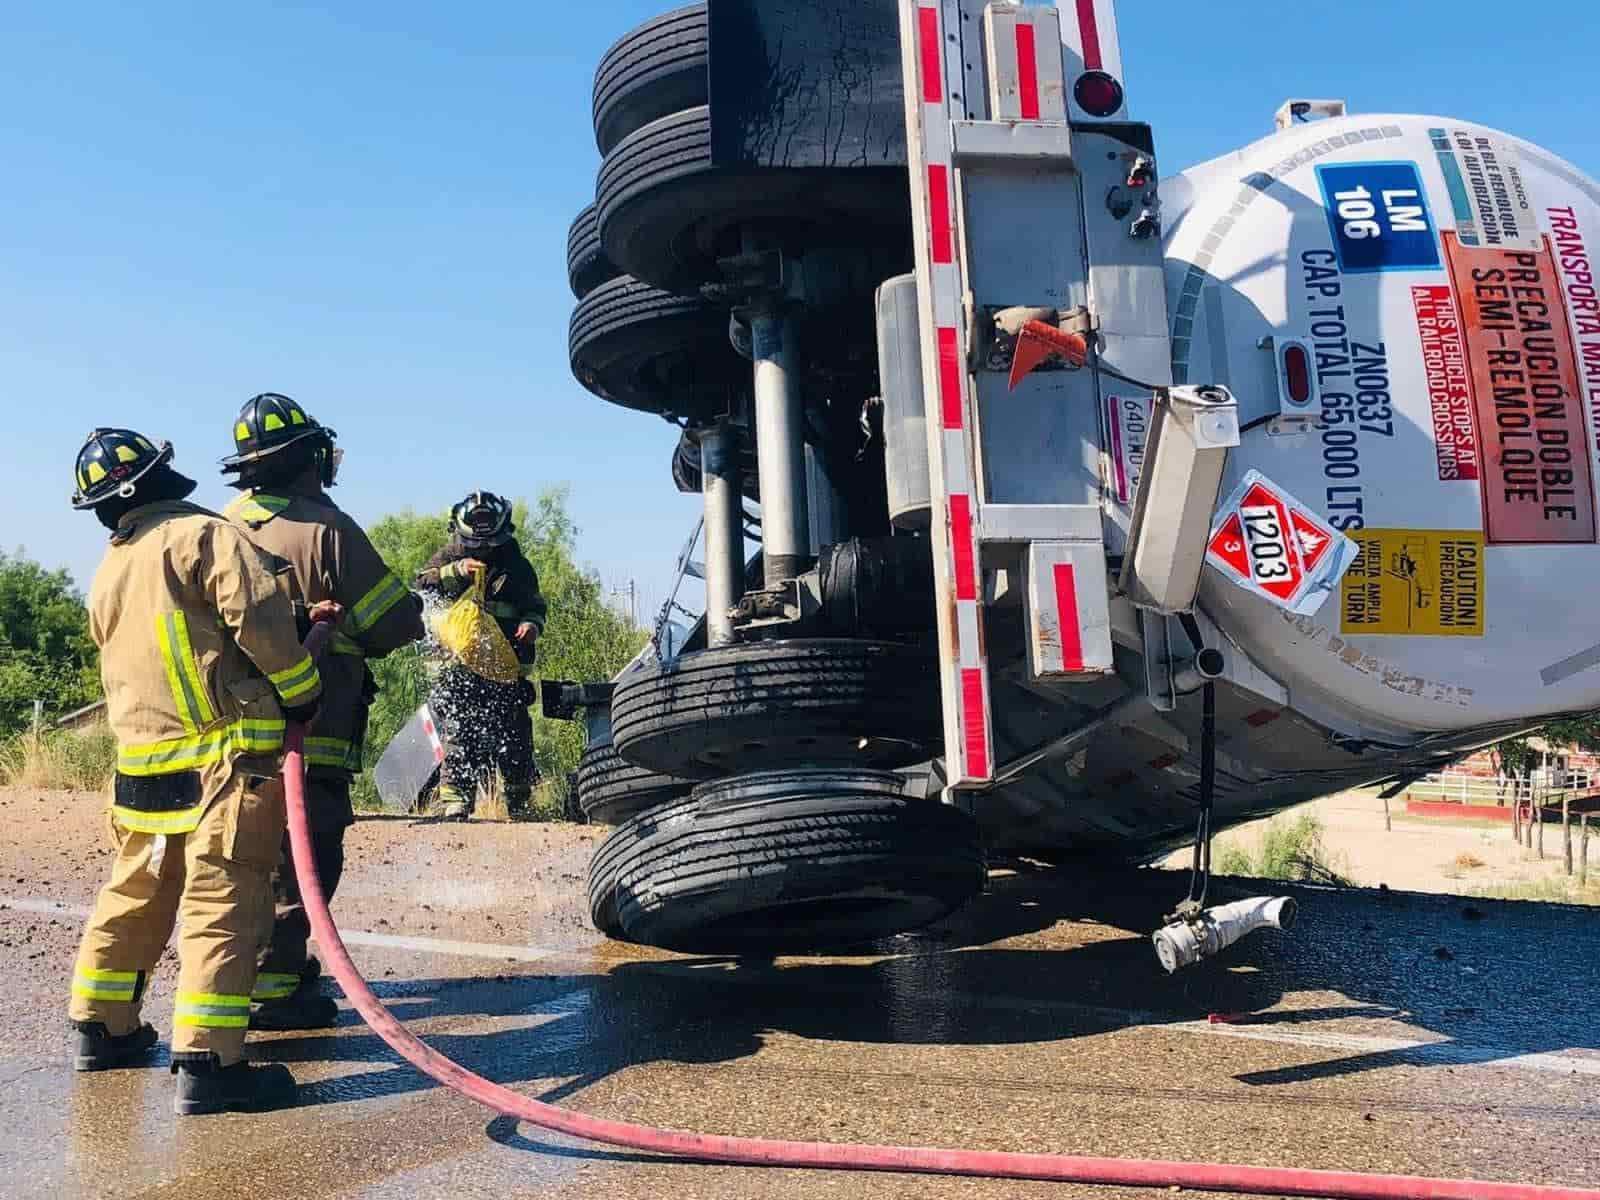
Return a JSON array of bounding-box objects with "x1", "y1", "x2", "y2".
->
[{"x1": 971, "y1": 115, "x2": 1600, "y2": 859}]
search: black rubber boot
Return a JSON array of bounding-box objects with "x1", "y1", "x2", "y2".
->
[
  {"x1": 172, "y1": 1052, "x2": 297, "y2": 1116},
  {"x1": 251, "y1": 957, "x2": 336, "y2": 1030},
  {"x1": 249, "y1": 983, "x2": 338, "y2": 1030},
  {"x1": 72, "y1": 1021, "x2": 158, "y2": 1072}
]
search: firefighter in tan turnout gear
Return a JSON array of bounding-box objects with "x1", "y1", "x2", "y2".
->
[
  {"x1": 222, "y1": 393, "x2": 424, "y2": 1029},
  {"x1": 66, "y1": 428, "x2": 318, "y2": 1116}
]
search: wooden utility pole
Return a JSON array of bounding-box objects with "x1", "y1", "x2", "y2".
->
[
  {"x1": 1581, "y1": 815, "x2": 1591, "y2": 887},
  {"x1": 1536, "y1": 802, "x2": 1544, "y2": 859},
  {"x1": 1563, "y1": 795, "x2": 1573, "y2": 876}
]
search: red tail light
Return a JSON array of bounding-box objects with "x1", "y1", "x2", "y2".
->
[
  {"x1": 1073, "y1": 70, "x2": 1123, "y2": 118},
  {"x1": 1282, "y1": 343, "x2": 1312, "y2": 406}
]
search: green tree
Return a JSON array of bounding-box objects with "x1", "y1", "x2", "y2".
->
[
  {"x1": 1488, "y1": 714, "x2": 1600, "y2": 797},
  {"x1": 0, "y1": 551, "x2": 101, "y2": 735},
  {"x1": 356, "y1": 488, "x2": 646, "y2": 806}
]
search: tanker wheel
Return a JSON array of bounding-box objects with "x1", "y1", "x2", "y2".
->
[
  {"x1": 671, "y1": 425, "x2": 760, "y2": 502},
  {"x1": 595, "y1": 105, "x2": 911, "y2": 296},
  {"x1": 568, "y1": 274, "x2": 745, "y2": 420},
  {"x1": 576, "y1": 733, "x2": 694, "y2": 827},
  {"x1": 610, "y1": 638, "x2": 942, "y2": 780},
  {"x1": 587, "y1": 787, "x2": 701, "y2": 940},
  {"x1": 592, "y1": 3, "x2": 708, "y2": 157},
  {"x1": 602, "y1": 769, "x2": 986, "y2": 954},
  {"x1": 566, "y1": 204, "x2": 620, "y2": 301}
]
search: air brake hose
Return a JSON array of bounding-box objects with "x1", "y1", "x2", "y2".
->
[{"x1": 281, "y1": 631, "x2": 1595, "y2": 1199}]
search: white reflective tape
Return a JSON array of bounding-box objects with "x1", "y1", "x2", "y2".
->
[{"x1": 957, "y1": 601, "x2": 983, "y2": 670}]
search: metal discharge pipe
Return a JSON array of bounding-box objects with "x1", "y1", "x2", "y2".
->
[
  {"x1": 699, "y1": 424, "x2": 744, "y2": 649},
  {"x1": 750, "y1": 312, "x2": 810, "y2": 586},
  {"x1": 281, "y1": 625, "x2": 1594, "y2": 1199}
]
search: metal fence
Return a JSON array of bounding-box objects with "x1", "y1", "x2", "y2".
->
[{"x1": 1407, "y1": 769, "x2": 1597, "y2": 807}]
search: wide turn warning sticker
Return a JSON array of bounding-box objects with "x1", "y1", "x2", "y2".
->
[
  {"x1": 1340, "y1": 529, "x2": 1485, "y2": 637},
  {"x1": 1207, "y1": 471, "x2": 1359, "y2": 616}
]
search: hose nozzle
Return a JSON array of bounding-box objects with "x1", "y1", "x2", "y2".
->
[{"x1": 1152, "y1": 895, "x2": 1297, "y2": 974}]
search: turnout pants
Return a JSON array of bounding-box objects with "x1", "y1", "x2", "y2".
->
[
  {"x1": 68, "y1": 773, "x2": 284, "y2": 1066},
  {"x1": 258, "y1": 775, "x2": 353, "y2": 991},
  {"x1": 430, "y1": 665, "x2": 536, "y2": 811}
]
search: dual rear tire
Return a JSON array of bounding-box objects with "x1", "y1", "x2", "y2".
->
[{"x1": 588, "y1": 769, "x2": 984, "y2": 954}]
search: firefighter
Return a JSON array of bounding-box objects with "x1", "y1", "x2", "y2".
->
[
  {"x1": 414, "y1": 491, "x2": 546, "y2": 820},
  {"x1": 221, "y1": 393, "x2": 424, "y2": 1029},
  {"x1": 66, "y1": 428, "x2": 318, "y2": 1115}
]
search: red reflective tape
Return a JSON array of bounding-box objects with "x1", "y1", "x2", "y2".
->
[
  {"x1": 1245, "y1": 709, "x2": 1281, "y2": 728},
  {"x1": 917, "y1": 6, "x2": 942, "y2": 103},
  {"x1": 949, "y1": 495, "x2": 977, "y2": 601},
  {"x1": 1014, "y1": 23, "x2": 1040, "y2": 120},
  {"x1": 928, "y1": 164, "x2": 953, "y2": 264},
  {"x1": 1075, "y1": 0, "x2": 1103, "y2": 71},
  {"x1": 1052, "y1": 562, "x2": 1082, "y2": 671},
  {"x1": 960, "y1": 668, "x2": 989, "y2": 778},
  {"x1": 937, "y1": 326, "x2": 964, "y2": 429}
]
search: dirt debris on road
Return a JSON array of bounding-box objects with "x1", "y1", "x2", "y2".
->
[{"x1": 2, "y1": 785, "x2": 1597, "y2": 1200}]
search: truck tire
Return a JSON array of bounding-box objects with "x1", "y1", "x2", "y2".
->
[
  {"x1": 671, "y1": 427, "x2": 760, "y2": 501},
  {"x1": 596, "y1": 106, "x2": 911, "y2": 295},
  {"x1": 577, "y1": 737, "x2": 694, "y2": 827},
  {"x1": 609, "y1": 769, "x2": 986, "y2": 953},
  {"x1": 569, "y1": 274, "x2": 745, "y2": 419},
  {"x1": 566, "y1": 204, "x2": 619, "y2": 301},
  {"x1": 587, "y1": 791, "x2": 702, "y2": 939},
  {"x1": 592, "y1": 4, "x2": 708, "y2": 157},
  {"x1": 610, "y1": 639, "x2": 942, "y2": 779}
]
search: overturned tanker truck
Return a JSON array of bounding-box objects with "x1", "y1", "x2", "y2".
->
[{"x1": 553, "y1": 0, "x2": 1600, "y2": 956}]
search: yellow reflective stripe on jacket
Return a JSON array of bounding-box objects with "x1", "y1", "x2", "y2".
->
[
  {"x1": 251, "y1": 972, "x2": 301, "y2": 1001},
  {"x1": 269, "y1": 653, "x2": 320, "y2": 703},
  {"x1": 304, "y1": 735, "x2": 358, "y2": 770},
  {"x1": 116, "y1": 718, "x2": 287, "y2": 777},
  {"x1": 156, "y1": 612, "x2": 215, "y2": 734},
  {"x1": 174, "y1": 991, "x2": 251, "y2": 1028},
  {"x1": 330, "y1": 630, "x2": 365, "y2": 656},
  {"x1": 224, "y1": 492, "x2": 291, "y2": 526},
  {"x1": 350, "y1": 572, "x2": 407, "y2": 633},
  {"x1": 72, "y1": 967, "x2": 139, "y2": 1001}
]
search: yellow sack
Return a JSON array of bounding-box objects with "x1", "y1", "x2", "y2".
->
[{"x1": 433, "y1": 573, "x2": 521, "y2": 683}]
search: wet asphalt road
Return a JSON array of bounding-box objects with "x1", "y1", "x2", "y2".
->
[{"x1": 1, "y1": 798, "x2": 1597, "y2": 1199}]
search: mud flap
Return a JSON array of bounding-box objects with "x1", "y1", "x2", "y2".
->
[{"x1": 372, "y1": 703, "x2": 445, "y2": 813}]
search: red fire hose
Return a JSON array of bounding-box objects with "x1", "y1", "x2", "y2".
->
[{"x1": 279, "y1": 673, "x2": 1595, "y2": 1196}]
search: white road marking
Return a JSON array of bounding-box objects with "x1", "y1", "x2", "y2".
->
[
  {"x1": 0, "y1": 895, "x2": 559, "y2": 963},
  {"x1": 7, "y1": 894, "x2": 1594, "y2": 1078}
]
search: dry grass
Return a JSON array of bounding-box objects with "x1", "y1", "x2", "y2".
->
[
  {"x1": 474, "y1": 772, "x2": 511, "y2": 822},
  {"x1": 1454, "y1": 852, "x2": 1487, "y2": 870},
  {"x1": 420, "y1": 770, "x2": 569, "y2": 823},
  {"x1": 1471, "y1": 875, "x2": 1600, "y2": 906},
  {"x1": 0, "y1": 724, "x2": 117, "y2": 791}
]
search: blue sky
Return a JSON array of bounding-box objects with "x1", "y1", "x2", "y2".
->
[{"x1": 3, "y1": 1, "x2": 1595, "y2": 625}]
